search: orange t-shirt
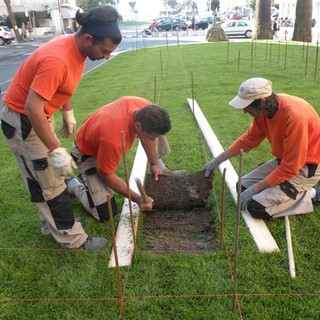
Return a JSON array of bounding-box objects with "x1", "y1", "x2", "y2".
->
[
  {"x1": 75, "y1": 96, "x2": 152, "y2": 174},
  {"x1": 3, "y1": 35, "x2": 86, "y2": 116},
  {"x1": 228, "y1": 94, "x2": 320, "y2": 186}
]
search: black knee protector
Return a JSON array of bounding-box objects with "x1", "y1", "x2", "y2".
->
[
  {"x1": 247, "y1": 199, "x2": 272, "y2": 220},
  {"x1": 47, "y1": 189, "x2": 74, "y2": 230},
  {"x1": 95, "y1": 197, "x2": 118, "y2": 223}
]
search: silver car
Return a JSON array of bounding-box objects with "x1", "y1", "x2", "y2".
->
[
  {"x1": 0, "y1": 26, "x2": 15, "y2": 45},
  {"x1": 221, "y1": 20, "x2": 253, "y2": 38}
]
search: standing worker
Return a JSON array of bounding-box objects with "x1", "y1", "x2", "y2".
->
[
  {"x1": 27, "y1": 22, "x2": 33, "y2": 41},
  {"x1": 272, "y1": 17, "x2": 280, "y2": 40},
  {"x1": 204, "y1": 78, "x2": 320, "y2": 219},
  {"x1": 1, "y1": 6, "x2": 122, "y2": 250},
  {"x1": 21, "y1": 22, "x2": 27, "y2": 40},
  {"x1": 68, "y1": 96, "x2": 184, "y2": 222}
]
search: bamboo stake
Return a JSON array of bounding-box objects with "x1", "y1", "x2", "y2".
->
[
  {"x1": 160, "y1": 50, "x2": 163, "y2": 81},
  {"x1": 220, "y1": 168, "x2": 226, "y2": 251},
  {"x1": 284, "y1": 41, "x2": 288, "y2": 70},
  {"x1": 227, "y1": 40, "x2": 230, "y2": 63},
  {"x1": 191, "y1": 71, "x2": 194, "y2": 113},
  {"x1": 107, "y1": 195, "x2": 124, "y2": 316},
  {"x1": 153, "y1": 76, "x2": 157, "y2": 103},
  {"x1": 233, "y1": 149, "x2": 243, "y2": 312},
  {"x1": 285, "y1": 216, "x2": 296, "y2": 279},
  {"x1": 314, "y1": 41, "x2": 319, "y2": 81},
  {"x1": 305, "y1": 42, "x2": 309, "y2": 77},
  {"x1": 121, "y1": 131, "x2": 137, "y2": 252}
]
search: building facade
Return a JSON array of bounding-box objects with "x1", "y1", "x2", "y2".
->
[
  {"x1": 276, "y1": 0, "x2": 320, "y2": 23},
  {"x1": 0, "y1": 0, "x2": 80, "y2": 34}
]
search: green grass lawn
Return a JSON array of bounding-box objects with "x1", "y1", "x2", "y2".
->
[{"x1": 1, "y1": 39, "x2": 320, "y2": 319}]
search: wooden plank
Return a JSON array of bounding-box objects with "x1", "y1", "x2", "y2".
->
[
  {"x1": 187, "y1": 98, "x2": 280, "y2": 253},
  {"x1": 109, "y1": 142, "x2": 147, "y2": 267}
]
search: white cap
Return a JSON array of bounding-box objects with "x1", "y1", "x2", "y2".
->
[{"x1": 229, "y1": 78, "x2": 273, "y2": 109}]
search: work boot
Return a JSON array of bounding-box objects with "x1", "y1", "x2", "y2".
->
[
  {"x1": 79, "y1": 236, "x2": 107, "y2": 250},
  {"x1": 65, "y1": 176, "x2": 82, "y2": 197},
  {"x1": 311, "y1": 181, "x2": 320, "y2": 206}
]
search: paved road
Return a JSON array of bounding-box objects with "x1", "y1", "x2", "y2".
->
[{"x1": 0, "y1": 24, "x2": 207, "y2": 103}]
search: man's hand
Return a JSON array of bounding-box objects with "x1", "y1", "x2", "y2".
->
[
  {"x1": 48, "y1": 147, "x2": 77, "y2": 177},
  {"x1": 60, "y1": 110, "x2": 76, "y2": 138},
  {"x1": 204, "y1": 158, "x2": 221, "y2": 177},
  {"x1": 150, "y1": 163, "x2": 161, "y2": 181},
  {"x1": 240, "y1": 185, "x2": 257, "y2": 211},
  {"x1": 138, "y1": 195, "x2": 154, "y2": 211}
]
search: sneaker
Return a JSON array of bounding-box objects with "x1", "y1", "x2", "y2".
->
[
  {"x1": 79, "y1": 236, "x2": 107, "y2": 250},
  {"x1": 312, "y1": 181, "x2": 320, "y2": 206},
  {"x1": 65, "y1": 176, "x2": 82, "y2": 197}
]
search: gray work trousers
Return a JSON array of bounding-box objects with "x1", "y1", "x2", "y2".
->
[
  {"x1": 1, "y1": 105, "x2": 87, "y2": 248},
  {"x1": 242, "y1": 159, "x2": 320, "y2": 218}
]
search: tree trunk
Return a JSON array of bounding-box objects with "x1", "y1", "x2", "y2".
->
[
  {"x1": 292, "y1": 0, "x2": 312, "y2": 42},
  {"x1": 3, "y1": 0, "x2": 22, "y2": 42},
  {"x1": 253, "y1": 0, "x2": 272, "y2": 40}
]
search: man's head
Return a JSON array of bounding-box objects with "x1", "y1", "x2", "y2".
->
[
  {"x1": 229, "y1": 78, "x2": 278, "y2": 119},
  {"x1": 134, "y1": 104, "x2": 171, "y2": 139},
  {"x1": 76, "y1": 5, "x2": 122, "y2": 61}
]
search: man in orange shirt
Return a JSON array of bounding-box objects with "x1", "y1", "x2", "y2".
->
[
  {"x1": 68, "y1": 96, "x2": 182, "y2": 222},
  {"x1": 1, "y1": 6, "x2": 122, "y2": 249},
  {"x1": 204, "y1": 77, "x2": 320, "y2": 219}
]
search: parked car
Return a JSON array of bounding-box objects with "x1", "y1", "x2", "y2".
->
[
  {"x1": 157, "y1": 18, "x2": 188, "y2": 31},
  {"x1": 149, "y1": 17, "x2": 167, "y2": 30},
  {"x1": 194, "y1": 17, "x2": 213, "y2": 30},
  {"x1": 0, "y1": 26, "x2": 15, "y2": 45},
  {"x1": 221, "y1": 20, "x2": 253, "y2": 38}
]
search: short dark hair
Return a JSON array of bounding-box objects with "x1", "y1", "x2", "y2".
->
[
  {"x1": 249, "y1": 93, "x2": 278, "y2": 119},
  {"x1": 76, "y1": 6, "x2": 122, "y2": 44},
  {"x1": 134, "y1": 104, "x2": 171, "y2": 135}
]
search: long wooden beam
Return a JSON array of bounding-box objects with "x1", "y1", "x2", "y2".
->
[
  {"x1": 109, "y1": 142, "x2": 147, "y2": 267},
  {"x1": 187, "y1": 98, "x2": 279, "y2": 253}
]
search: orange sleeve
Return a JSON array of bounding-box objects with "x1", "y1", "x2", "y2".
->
[{"x1": 228, "y1": 120, "x2": 266, "y2": 156}]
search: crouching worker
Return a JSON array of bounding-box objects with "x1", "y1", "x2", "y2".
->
[
  {"x1": 68, "y1": 96, "x2": 181, "y2": 222},
  {"x1": 204, "y1": 78, "x2": 320, "y2": 219}
]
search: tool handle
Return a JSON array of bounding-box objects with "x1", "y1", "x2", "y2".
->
[{"x1": 135, "y1": 178, "x2": 148, "y2": 204}]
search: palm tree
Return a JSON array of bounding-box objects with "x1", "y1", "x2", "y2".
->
[
  {"x1": 3, "y1": 0, "x2": 22, "y2": 42},
  {"x1": 292, "y1": 0, "x2": 312, "y2": 42},
  {"x1": 253, "y1": 0, "x2": 271, "y2": 40}
]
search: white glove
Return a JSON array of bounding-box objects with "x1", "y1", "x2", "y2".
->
[
  {"x1": 240, "y1": 185, "x2": 257, "y2": 211},
  {"x1": 204, "y1": 158, "x2": 221, "y2": 177},
  {"x1": 60, "y1": 110, "x2": 76, "y2": 138},
  {"x1": 48, "y1": 147, "x2": 77, "y2": 178}
]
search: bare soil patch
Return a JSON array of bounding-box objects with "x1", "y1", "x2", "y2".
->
[
  {"x1": 141, "y1": 208, "x2": 216, "y2": 253},
  {"x1": 141, "y1": 171, "x2": 217, "y2": 253}
]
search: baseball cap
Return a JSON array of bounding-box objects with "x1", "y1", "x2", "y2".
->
[{"x1": 229, "y1": 78, "x2": 273, "y2": 109}]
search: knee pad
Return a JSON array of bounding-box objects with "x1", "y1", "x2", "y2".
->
[{"x1": 247, "y1": 199, "x2": 272, "y2": 220}]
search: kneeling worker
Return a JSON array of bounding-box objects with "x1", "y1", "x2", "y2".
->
[
  {"x1": 68, "y1": 96, "x2": 183, "y2": 221},
  {"x1": 204, "y1": 78, "x2": 320, "y2": 219}
]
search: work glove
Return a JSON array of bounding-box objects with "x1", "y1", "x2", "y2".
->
[
  {"x1": 59, "y1": 110, "x2": 77, "y2": 138},
  {"x1": 204, "y1": 158, "x2": 221, "y2": 178},
  {"x1": 48, "y1": 147, "x2": 77, "y2": 178},
  {"x1": 240, "y1": 185, "x2": 257, "y2": 211}
]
